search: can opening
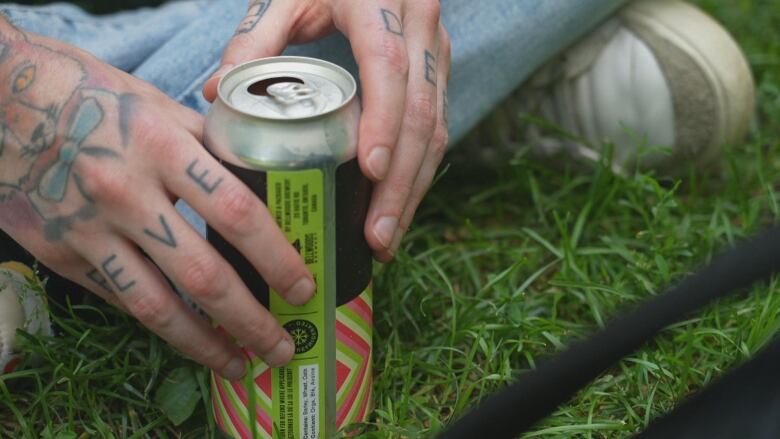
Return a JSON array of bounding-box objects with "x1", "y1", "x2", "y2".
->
[{"x1": 248, "y1": 76, "x2": 305, "y2": 97}]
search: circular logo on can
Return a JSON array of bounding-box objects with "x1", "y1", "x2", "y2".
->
[{"x1": 284, "y1": 319, "x2": 318, "y2": 354}]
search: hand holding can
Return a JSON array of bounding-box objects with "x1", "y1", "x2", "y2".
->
[
  {"x1": 203, "y1": 0, "x2": 452, "y2": 262},
  {"x1": 0, "y1": 21, "x2": 312, "y2": 381},
  {"x1": 206, "y1": 57, "x2": 374, "y2": 439}
]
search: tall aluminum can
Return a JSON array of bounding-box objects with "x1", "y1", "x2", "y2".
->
[{"x1": 204, "y1": 57, "x2": 373, "y2": 439}]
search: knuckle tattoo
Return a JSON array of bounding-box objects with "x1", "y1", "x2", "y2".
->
[
  {"x1": 100, "y1": 253, "x2": 136, "y2": 293},
  {"x1": 86, "y1": 267, "x2": 113, "y2": 293},
  {"x1": 380, "y1": 8, "x2": 403, "y2": 36},
  {"x1": 235, "y1": 0, "x2": 272, "y2": 35},
  {"x1": 143, "y1": 214, "x2": 177, "y2": 249},
  {"x1": 186, "y1": 159, "x2": 223, "y2": 195},
  {"x1": 424, "y1": 50, "x2": 437, "y2": 86}
]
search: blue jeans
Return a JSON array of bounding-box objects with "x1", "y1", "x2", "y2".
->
[
  {"x1": 2, "y1": 0, "x2": 629, "y2": 142},
  {"x1": 1, "y1": 0, "x2": 629, "y2": 233}
]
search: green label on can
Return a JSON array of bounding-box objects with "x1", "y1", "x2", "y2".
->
[{"x1": 268, "y1": 169, "x2": 326, "y2": 439}]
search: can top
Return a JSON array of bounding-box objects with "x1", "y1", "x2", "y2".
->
[{"x1": 218, "y1": 56, "x2": 357, "y2": 121}]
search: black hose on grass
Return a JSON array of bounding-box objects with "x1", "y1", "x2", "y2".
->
[{"x1": 439, "y1": 226, "x2": 780, "y2": 439}]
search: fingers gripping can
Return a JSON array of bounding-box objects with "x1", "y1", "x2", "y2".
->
[{"x1": 205, "y1": 57, "x2": 373, "y2": 438}]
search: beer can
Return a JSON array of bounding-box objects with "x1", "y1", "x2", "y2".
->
[{"x1": 204, "y1": 57, "x2": 373, "y2": 439}]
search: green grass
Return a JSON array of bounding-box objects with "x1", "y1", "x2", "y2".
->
[{"x1": 3, "y1": 0, "x2": 780, "y2": 437}]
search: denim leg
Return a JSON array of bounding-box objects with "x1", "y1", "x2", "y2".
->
[
  {"x1": 0, "y1": 0, "x2": 211, "y2": 71},
  {"x1": 4, "y1": 0, "x2": 630, "y2": 142},
  {"x1": 132, "y1": 0, "x2": 631, "y2": 142},
  {"x1": 442, "y1": 0, "x2": 631, "y2": 142},
  {"x1": 129, "y1": 0, "x2": 359, "y2": 114},
  {"x1": 131, "y1": 0, "x2": 245, "y2": 110}
]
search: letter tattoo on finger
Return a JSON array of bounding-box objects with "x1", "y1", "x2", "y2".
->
[
  {"x1": 101, "y1": 254, "x2": 136, "y2": 292},
  {"x1": 236, "y1": 0, "x2": 272, "y2": 34},
  {"x1": 186, "y1": 159, "x2": 223, "y2": 194},
  {"x1": 380, "y1": 9, "x2": 404, "y2": 36},
  {"x1": 143, "y1": 214, "x2": 177, "y2": 248},
  {"x1": 424, "y1": 50, "x2": 437, "y2": 86},
  {"x1": 443, "y1": 89, "x2": 449, "y2": 125},
  {"x1": 86, "y1": 267, "x2": 112, "y2": 293}
]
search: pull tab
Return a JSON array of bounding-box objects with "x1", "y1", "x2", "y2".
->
[{"x1": 267, "y1": 82, "x2": 320, "y2": 105}]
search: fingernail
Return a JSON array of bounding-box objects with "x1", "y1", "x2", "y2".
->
[
  {"x1": 374, "y1": 216, "x2": 399, "y2": 249},
  {"x1": 390, "y1": 228, "x2": 404, "y2": 255},
  {"x1": 265, "y1": 338, "x2": 295, "y2": 367},
  {"x1": 211, "y1": 63, "x2": 234, "y2": 81},
  {"x1": 287, "y1": 277, "x2": 315, "y2": 306},
  {"x1": 367, "y1": 146, "x2": 392, "y2": 181},
  {"x1": 222, "y1": 356, "x2": 247, "y2": 381}
]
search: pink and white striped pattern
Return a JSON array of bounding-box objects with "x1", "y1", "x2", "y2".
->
[{"x1": 212, "y1": 289, "x2": 373, "y2": 438}]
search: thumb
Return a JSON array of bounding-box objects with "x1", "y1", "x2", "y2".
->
[{"x1": 203, "y1": 0, "x2": 295, "y2": 102}]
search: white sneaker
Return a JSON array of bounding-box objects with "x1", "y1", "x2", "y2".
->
[
  {"x1": 520, "y1": 0, "x2": 755, "y2": 172},
  {"x1": 0, "y1": 262, "x2": 52, "y2": 374}
]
